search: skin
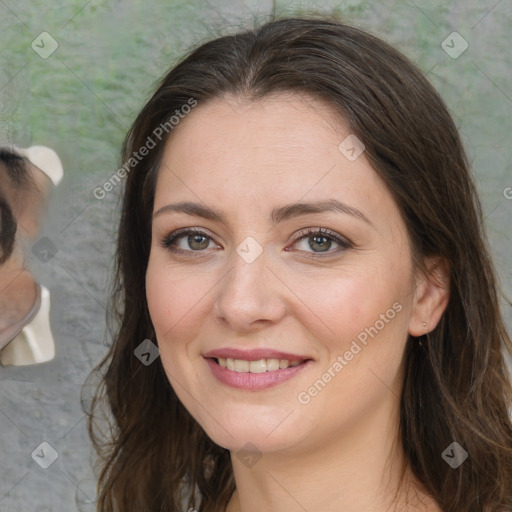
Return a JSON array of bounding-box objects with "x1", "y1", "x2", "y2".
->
[
  {"x1": 146, "y1": 93, "x2": 449, "y2": 512},
  {"x1": 0, "y1": 162, "x2": 50, "y2": 344},
  {"x1": 0, "y1": 258, "x2": 38, "y2": 347}
]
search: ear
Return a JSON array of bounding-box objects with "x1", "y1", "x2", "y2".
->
[{"x1": 408, "y1": 256, "x2": 450, "y2": 336}]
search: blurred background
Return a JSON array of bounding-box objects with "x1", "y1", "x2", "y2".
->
[{"x1": 0, "y1": 0, "x2": 511, "y2": 510}]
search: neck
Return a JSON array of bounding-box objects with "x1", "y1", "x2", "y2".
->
[{"x1": 225, "y1": 394, "x2": 439, "y2": 512}]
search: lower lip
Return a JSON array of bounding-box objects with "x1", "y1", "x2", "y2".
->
[{"x1": 205, "y1": 357, "x2": 312, "y2": 390}]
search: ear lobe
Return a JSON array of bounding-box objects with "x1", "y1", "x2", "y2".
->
[{"x1": 408, "y1": 257, "x2": 450, "y2": 337}]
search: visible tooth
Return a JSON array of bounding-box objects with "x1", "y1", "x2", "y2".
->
[
  {"x1": 249, "y1": 359, "x2": 267, "y2": 373},
  {"x1": 234, "y1": 359, "x2": 250, "y2": 372},
  {"x1": 266, "y1": 358, "x2": 280, "y2": 371},
  {"x1": 221, "y1": 357, "x2": 300, "y2": 372}
]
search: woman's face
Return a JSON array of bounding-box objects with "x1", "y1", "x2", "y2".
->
[{"x1": 146, "y1": 93, "x2": 431, "y2": 455}]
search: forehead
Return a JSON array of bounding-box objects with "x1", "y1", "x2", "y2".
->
[
  {"x1": 159, "y1": 92, "x2": 347, "y2": 173},
  {"x1": 153, "y1": 93, "x2": 400, "y2": 231}
]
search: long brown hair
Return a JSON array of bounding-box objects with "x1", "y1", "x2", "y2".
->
[{"x1": 87, "y1": 15, "x2": 512, "y2": 512}]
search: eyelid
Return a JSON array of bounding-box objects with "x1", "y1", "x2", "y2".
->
[
  {"x1": 286, "y1": 227, "x2": 353, "y2": 257},
  {"x1": 160, "y1": 226, "x2": 353, "y2": 256},
  {"x1": 160, "y1": 227, "x2": 220, "y2": 250},
  {"x1": 164, "y1": 226, "x2": 217, "y2": 241},
  {"x1": 290, "y1": 227, "x2": 353, "y2": 247}
]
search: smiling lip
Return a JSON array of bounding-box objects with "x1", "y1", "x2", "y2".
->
[
  {"x1": 203, "y1": 348, "x2": 311, "y2": 361},
  {"x1": 203, "y1": 348, "x2": 313, "y2": 390}
]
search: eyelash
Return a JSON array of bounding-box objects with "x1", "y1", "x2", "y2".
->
[{"x1": 160, "y1": 227, "x2": 353, "y2": 258}]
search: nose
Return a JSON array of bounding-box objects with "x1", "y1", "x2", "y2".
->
[{"x1": 213, "y1": 243, "x2": 287, "y2": 332}]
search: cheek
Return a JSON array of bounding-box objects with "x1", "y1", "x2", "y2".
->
[
  {"x1": 146, "y1": 262, "x2": 195, "y2": 394},
  {"x1": 289, "y1": 259, "x2": 412, "y2": 414},
  {"x1": 146, "y1": 262, "x2": 192, "y2": 366},
  {"x1": 145, "y1": 255, "x2": 223, "y2": 379},
  {"x1": 146, "y1": 255, "x2": 208, "y2": 333},
  {"x1": 289, "y1": 260, "x2": 408, "y2": 350},
  {"x1": 295, "y1": 272, "x2": 409, "y2": 421}
]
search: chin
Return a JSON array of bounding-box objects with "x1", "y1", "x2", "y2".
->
[
  {"x1": 207, "y1": 428, "x2": 298, "y2": 455},
  {"x1": 195, "y1": 406, "x2": 306, "y2": 454}
]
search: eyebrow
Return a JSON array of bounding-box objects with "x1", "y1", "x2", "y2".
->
[{"x1": 153, "y1": 199, "x2": 373, "y2": 227}]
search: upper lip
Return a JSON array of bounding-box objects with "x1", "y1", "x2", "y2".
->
[{"x1": 203, "y1": 348, "x2": 313, "y2": 361}]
